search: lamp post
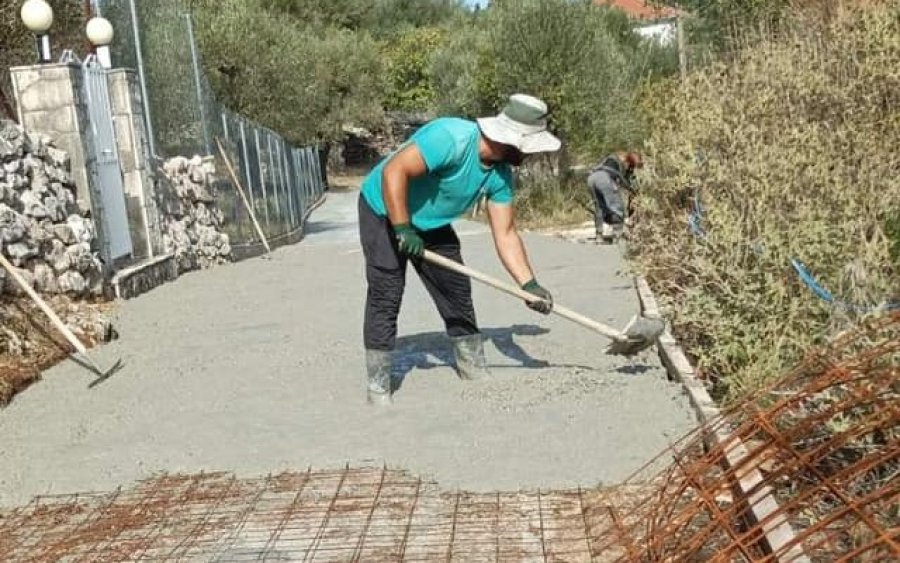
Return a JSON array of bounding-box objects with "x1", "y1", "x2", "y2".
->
[
  {"x1": 86, "y1": 17, "x2": 114, "y2": 68},
  {"x1": 20, "y1": 0, "x2": 54, "y2": 64}
]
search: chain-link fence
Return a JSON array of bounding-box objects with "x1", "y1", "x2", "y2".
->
[{"x1": 95, "y1": 0, "x2": 325, "y2": 250}]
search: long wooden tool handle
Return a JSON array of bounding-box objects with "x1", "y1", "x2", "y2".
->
[
  {"x1": 215, "y1": 137, "x2": 271, "y2": 255},
  {"x1": 0, "y1": 253, "x2": 102, "y2": 372},
  {"x1": 421, "y1": 250, "x2": 627, "y2": 342}
]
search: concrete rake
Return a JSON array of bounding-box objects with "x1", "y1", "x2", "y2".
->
[{"x1": 422, "y1": 250, "x2": 664, "y2": 356}]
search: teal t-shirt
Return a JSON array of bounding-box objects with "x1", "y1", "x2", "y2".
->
[{"x1": 361, "y1": 117, "x2": 514, "y2": 231}]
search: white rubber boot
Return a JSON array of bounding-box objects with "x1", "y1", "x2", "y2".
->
[
  {"x1": 451, "y1": 334, "x2": 491, "y2": 381},
  {"x1": 365, "y1": 349, "x2": 393, "y2": 405}
]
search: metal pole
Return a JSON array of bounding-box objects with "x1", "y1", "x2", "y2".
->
[
  {"x1": 255, "y1": 127, "x2": 269, "y2": 228},
  {"x1": 283, "y1": 140, "x2": 297, "y2": 229},
  {"x1": 308, "y1": 148, "x2": 318, "y2": 198},
  {"x1": 36, "y1": 34, "x2": 52, "y2": 63},
  {"x1": 266, "y1": 133, "x2": 280, "y2": 219},
  {"x1": 128, "y1": 0, "x2": 157, "y2": 157},
  {"x1": 305, "y1": 148, "x2": 314, "y2": 200},
  {"x1": 308, "y1": 146, "x2": 317, "y2": 199},
  {"x1": 275, "y1": 137, "x2": 286, "y2": 220},
  {"x1": 293, "y1": 149, "x2": 305, "y2": 220},
  {"x1": 678, "y1": 16, "x2": 687, "y2": 83},
  {"x1": 239, "y1": 120, "x2": 254, "y2": 209},
  {"x1": 281, "y1": 141, "x2": 292, "y2": 229},
  {"x1": 305, "y1": 148, "x2": 314, "y2": 204},
  {"x1": 298, "y1": 148, "x2": 308, "y2": 213},
  {"x1": 282, "y1": 143, "x2": 290, "y2": 229},
  {"x1": 186, "y1": 14, "x2": 212, "y2": 156},
  {"x1": 281, "y1": 139, "x2": 297, "y2": 230},
  {"x1": 291, "y1": 149, "x2": 306, "y2": 227},
  {"x1": 300, "y1": 148, "x2": 309, "y2": 207},
  {"x1": 312, "y1": 145, "x2": 323, "y2": 196}
]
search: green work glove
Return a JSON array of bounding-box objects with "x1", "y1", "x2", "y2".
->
[
  {"x1": 393, "y1": 223, "x2": 424, "y2": 257},
  {"x1": 522, "y1": 279, "x2": 553, "y2": 314}
]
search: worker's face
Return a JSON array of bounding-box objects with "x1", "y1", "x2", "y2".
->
[{"x1": 502, "y1": 144, "x2": 527, "y2": 167}]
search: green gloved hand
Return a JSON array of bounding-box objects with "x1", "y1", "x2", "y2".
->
[
  {"x1": 522, "y1": 279, "x2": 553, "y2": 314},
  {"x1": 393, "y1": 223, "x2": 424, "y2": 257}
]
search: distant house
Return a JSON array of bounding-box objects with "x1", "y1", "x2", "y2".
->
[{"x1": 595, "y1": 0, "x2": 683, "y2": 45}]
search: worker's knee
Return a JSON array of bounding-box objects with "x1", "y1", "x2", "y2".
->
[{"x1": 367, "y1": 267, "x2": 405, "y2": 303}]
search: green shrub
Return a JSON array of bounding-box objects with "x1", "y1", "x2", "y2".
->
[
  {"x1": 436, "y1": 0, "x2": 650, "y2": 158},
  {"x1": 381, "y1": 27, "x2": 446, "y2": 112},
  {"x1": 186, "y1": 0, "x2": 675, "y2": 167},
  {"x1": 427, "y1": 0, "x2": 679, "y2": 226},
  {"x1": 512, "y1": 164, "x2": 593, "y2": 228},
  {"x1": 631, "y1": 4, "x2": 900, "y2": 401},
  {"x1": 261, "y1": 0, "x2": 374, "y2": 31},
  {"x1": 193, "y1": 0, "x2": 385, "y2": 146},
  {"x1": 429, "y1": 25, "x2": 495, "y2": 117},
  {"x1": 365, "y1": 0, "x2": 467, "y2": 38},
  {"x1": 667, "y1": 0, "x2": 791, "y2": 51}
]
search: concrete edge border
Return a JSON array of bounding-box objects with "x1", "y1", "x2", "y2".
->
[
  {"x1": 110, "y1": 253, "x2": 177, "y2": 300},
  {"x1": 304, "y1": 192, "x2": 327, "y2": 221},
  {"x1": 634, "y1": 276, "x2": 810, "y2": 563}
]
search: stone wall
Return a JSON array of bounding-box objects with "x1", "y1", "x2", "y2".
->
[
  {"x1": 9, "y1": 63, "x2": 94, "y2": 214},
  {"x1": 0, "y1": 120, "x2": 103, "y2": 297},
  {"x1": 331, "y1": 112, "x2": 431, "y2": 171},
  {"x1": 158, "y1": 156, "x2": 232, "y2": 273}
]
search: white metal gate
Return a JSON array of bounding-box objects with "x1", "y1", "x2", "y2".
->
[{"x1": 83, "y1": 56, "x2": 133, "y2": 262}]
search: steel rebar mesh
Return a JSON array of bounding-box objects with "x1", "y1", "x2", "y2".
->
[
  {"x1": 1, "y1": 313, "x2": 897, "y2": 561},
  {"x1": 596, "y1": 310, "x2": 900, "y2": 562}
]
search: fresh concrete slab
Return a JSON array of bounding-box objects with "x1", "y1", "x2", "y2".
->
[{"x1": 0, "y1": 190, "x2": 696, "y2": 506}]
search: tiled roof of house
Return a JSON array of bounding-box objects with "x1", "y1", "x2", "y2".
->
[{"x1": 595, "y1": 0, "x2": 682, "y2": 21}]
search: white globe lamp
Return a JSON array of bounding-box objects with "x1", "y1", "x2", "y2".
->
[
  {"x1": 86, "y1": 17, "x2": 115, "y2": 68},
  {"x1": 20, "y1": 0, "x2": 54, "y2": 63}
]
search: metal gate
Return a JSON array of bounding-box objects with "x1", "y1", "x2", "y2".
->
[{"x1": 83, "y1": 55, "x2": 133, "y2": 263}]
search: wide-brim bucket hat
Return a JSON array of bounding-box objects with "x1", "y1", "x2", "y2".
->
[{"x1": 477, "y1": 94, "x2": 561, "y2": 154}]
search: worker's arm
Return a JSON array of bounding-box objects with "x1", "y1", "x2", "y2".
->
[
  {"x1": 382, "y1": 144, "x2": 428, "y2": 226},
  {"x1": 487, "y1": 201, "x2": 553, "y2": 313},
  {"x1": 381, "y1": 144, "x2": 430, "y2": 256},
  {"x1": 486, "y1": 201, "x2": 533, "y2": 284}
]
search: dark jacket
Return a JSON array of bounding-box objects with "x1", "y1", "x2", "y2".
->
[{"x1": 591, "y1": 154, "x2": 635, "y2": 192}]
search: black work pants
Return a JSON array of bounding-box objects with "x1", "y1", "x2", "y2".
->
[{"x1": 358, "y1": 196, "x2": 478, "y2": 351}]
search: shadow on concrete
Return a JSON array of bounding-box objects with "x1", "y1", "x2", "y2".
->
[
  {"x1": 614, "y1": 363, "x2": 655, "y2": 376},
  {"x1": 392, "y1": 324, "x2": 598, "y2": 392},
  {"x1": 86, "y1": 359, "x2": 126, "y2": 388},
  {"x1": 304, "y1": 220, "x2": 355, "y2": 235}
]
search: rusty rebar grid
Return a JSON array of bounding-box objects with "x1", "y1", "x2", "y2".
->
[{"x1": 0, "y1": 312, "x2": 897, "y2": 561}]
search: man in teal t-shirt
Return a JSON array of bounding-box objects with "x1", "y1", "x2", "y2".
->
[{"x1": 358, "y1": 94, "x2": 561, "y2": 405}]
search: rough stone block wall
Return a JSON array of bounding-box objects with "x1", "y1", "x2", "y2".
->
[
  {"x1": 0, "y1": 120, "x2": 104, "y2": 297},
  {"x1": 9, "y1": 64, "x2": 93, "y2": 214},
  {"x1": 157, "y1": 156, "x2": 232, "y2": 274}
]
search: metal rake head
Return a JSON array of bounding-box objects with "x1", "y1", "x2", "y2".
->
[{"x1": 605, "y1": 316, "x2": 665, "y2": 356}]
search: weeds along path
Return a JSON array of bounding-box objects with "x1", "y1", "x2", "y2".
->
[{"x1": 0, "y1": 189, "x2": 695, "y2": 507}]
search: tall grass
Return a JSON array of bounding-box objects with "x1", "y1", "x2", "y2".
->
[
  {"x1": 630, "y1": 2, "x2": 900, "y2": 401},
  {"x1": 513, "y1": 168, "x2": 593, "y2": 229}
]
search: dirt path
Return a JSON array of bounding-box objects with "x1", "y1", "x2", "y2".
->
[{"x1": 0, "y1": 189, "x2": 695, "y2": 507}]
